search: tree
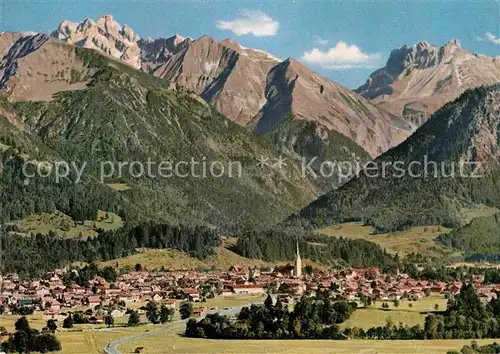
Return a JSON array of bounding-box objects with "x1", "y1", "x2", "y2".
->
[
  {"x1": 264, "y1": 294, "x2": 274, "y2": 309},
  {"x1": 63, "y1": 314, "x2": 74, "y2": 329},
  {"x1": 394, "y1": 299, "x2": 400, "y2": 308},
  {"x1": 180, "y1": 302, "x2": 193, "y2": 319},
  {"x1": 128, "y1": 310, "x2": 140, "y2": 326},
  {"x1": 135, "y1": 263, "x2": 142, "y2": 272},
  {"x1": 12, "y1": 329, "x2": 29, "y2": 353},
  {"x1": 434, "y1": 303, "x2": 439, "y2": 311},
  {"x1": 15, "y1": 316, "x2": 30, "y2": 332},
  {"x1": 159, "y1": 305, "x2": 174, "y2": 324},
  {"x1": 105, "y1": 314, "x2": 115, "y2": 327},
  {"x1": 146, "y1": 302, "x2": 159, "y2": 324},
  {"x1": 46, "y1": 319, "x2": 57, "y2": 332},
  {"x1": 35, "y1": 333, "x2": 62, "y2": 352},
  {"x1": 304, "y1": 265, "x2": 313, "y2": 276}
]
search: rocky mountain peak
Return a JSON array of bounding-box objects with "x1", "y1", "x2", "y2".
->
[
  {"x1": 51, "y1": 15, "x2": 141, "y2": 68},
  {"x1": 356, "y1": 39, "x2": 500, "y2": 120},
  {"x1": 77, "y1": 18, "x2": 96, "y2": 31},
  {"x1": 445, "y1": 38, "x2": 461, "y2": 48}
]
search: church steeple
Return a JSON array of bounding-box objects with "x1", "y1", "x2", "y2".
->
[{"x1": 295, "y1": 239, "x2": 302, "y2": 277}]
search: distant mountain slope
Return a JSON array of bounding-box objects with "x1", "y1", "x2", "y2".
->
[
  {"x1": 292, "y1": 84, "x2": 500, "y2": 232},
  {"x1": 0, "y1": 33, "x2": 93, "y2": 101},
  {"x1": 151, "y1": 34, "x2": 278, "y2": 127},
  {"x1": 357, "y1": 40, "x2": 500, "y2": 126},
  {"x1": 48, "y1": 15, "x2": 412, "y2": 157}
]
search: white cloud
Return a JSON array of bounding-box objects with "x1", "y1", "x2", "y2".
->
[
  {"x1": 312, "y1": 35, "x2": 329, "y2": 46},
  {"x1": 477, "y1": 32, "x2": 500, "y2": 44},
  {"x1": 216, "y1": 10, "x2": 279, "y2": 37},
  {"x1": 301, "y1": 41, "x2": 382, "y2": 70},
  {"x1": 485, "y1": 32, "x2": 500, "y2": 44}
]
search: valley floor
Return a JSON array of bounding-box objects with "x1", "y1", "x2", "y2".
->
[
  {"x1": 117, "y1": 327, "x2": 499, "y2": 354},
  {"x1": 315, "y1": 223, "x2": 456, "y2": 257},
  {"x1": 112, "y1": 294, "x2": 482, "y2": 354}
]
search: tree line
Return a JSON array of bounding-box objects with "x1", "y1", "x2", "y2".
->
[
  {"x1": 234, "y1": 229, "x2": 400, "y2": 271},
  {"x1": 0, "y1": 222, "x2": 220, "y2": 278},
  {"x1": 185, "y1": 292, "x2": 357, "y2": 339},
  {"x1": 344, "y1": 284, "x2": 500, "y2": 340},
  {"x1": 1, "y1": 316, "x2": 61, "y2": 353}
]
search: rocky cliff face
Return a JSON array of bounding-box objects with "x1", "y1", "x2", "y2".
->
[
  {"x1": 152, "y1": 36, "x2": 279, "y2": 126},
  {"x1": 0, "y1": 33, "x2": 92, "y2": 101},
  {"x1": 138, "y1": 34, "x2": 192, "y2": 72},
  {"x1": 357, "y1": 39, "x2": 500, "y2": 124},
  {"x1": 254, "y1": 58, "x2": 411, "y2": 156}
]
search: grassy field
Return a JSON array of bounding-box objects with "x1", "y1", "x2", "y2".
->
[
  {"x1": 101, "y1": 247, "x2": 270, "y2": 271},
  {"x1": 57, "y1": 327, "x2": 149, "y2": 354},
  {"x1": 106, "y1": 183, "x2": 132, "y2": 191},
  {"x1": 8, "y1": 209, "x2": 123, "y2": 239},
  {"x1": 451, "y1": 261, "x2": 500, "y2": 268},
  {"x1": 341, "y1": 295, "x2": 448, "y2": 330},
  {"x1": 0, "y1": 312, "x2": 134, "y2": 353},
  {"x1": 118, "y1": 322, "x2": 500, "y2": 354},
  {"x1": 100, "y1": 239, "x2": 324, "y2": 272},
  {"x1": 0, "y1": 312, "x2": 47, "y2": 332},
  {"x1": 100, "y1": 237, "x2": 276, "y2": 271},
  {"x1": 316, "y1": 223, "x2": 456, "y2": 257}
]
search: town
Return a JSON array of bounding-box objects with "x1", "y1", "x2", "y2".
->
[{"x1": 0, "y1": 262, "x2": 495, "y2": 324}]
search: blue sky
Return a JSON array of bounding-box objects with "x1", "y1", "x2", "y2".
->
[{"x1": 2, "y1": 0, "x2": 499, "y2": 88}]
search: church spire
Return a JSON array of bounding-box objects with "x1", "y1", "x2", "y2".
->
[{"x1": 295, "y1": 239, "x2": 302, "y2": 277}]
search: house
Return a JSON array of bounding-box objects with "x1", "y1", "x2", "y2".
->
[
  {"x1": 20, "y1": 299, "x2": 35, "y2": 309},
  {"x1": 110, "y1": 309, "x2": 125, "y2": 318},
  {"x1": 192, "y1": 307, "x2": 205, "y2": 317},
  {"x1": 231, "y1": 284, "x2": 265, "y2": 295},
  {"x1": 181, "y1": 289, "x2": 200, "y2": 302},
  {"x1": 86, "y1": 296, "x2": 101, "y2": 308},
  {"x1": 163, "y1": 299, "x2": 177, "y2": 309}
]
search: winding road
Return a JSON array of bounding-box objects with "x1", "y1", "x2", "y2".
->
[{"x1": 104, "y1": 302, "x2": 261, "y2": 354}]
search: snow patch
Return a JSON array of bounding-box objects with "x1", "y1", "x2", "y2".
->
[{"x1": 203, "y1": 61, "x2": 219, "y2": 73}]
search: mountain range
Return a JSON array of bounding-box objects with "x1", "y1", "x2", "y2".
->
[
  {"x1": 46, "y1": 15, "x2": 412, "y2": 157},
  {"x1": 2, "y1": 14, "x2": 500, "y2": 244}
]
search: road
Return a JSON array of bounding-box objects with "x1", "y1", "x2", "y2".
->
[{"x1": 104, "y1": 302, "x2": 261, "y2": 354}]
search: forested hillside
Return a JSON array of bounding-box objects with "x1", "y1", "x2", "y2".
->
[
  {"x1": 438, "y1": 213, "x2": 500, "y2": 256},
  {"x1": 0, "y1": 45, "x2": 327, "y2": 231},
  {"x1": 234, "y1": 229, "x2": 400, "y2": 270},
  {"x1": 291, "y1": 85, "x2": 500, "y2": 233},
  {"x1": 0, "y1": 223, "x2": 220, "y2": 278}
]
